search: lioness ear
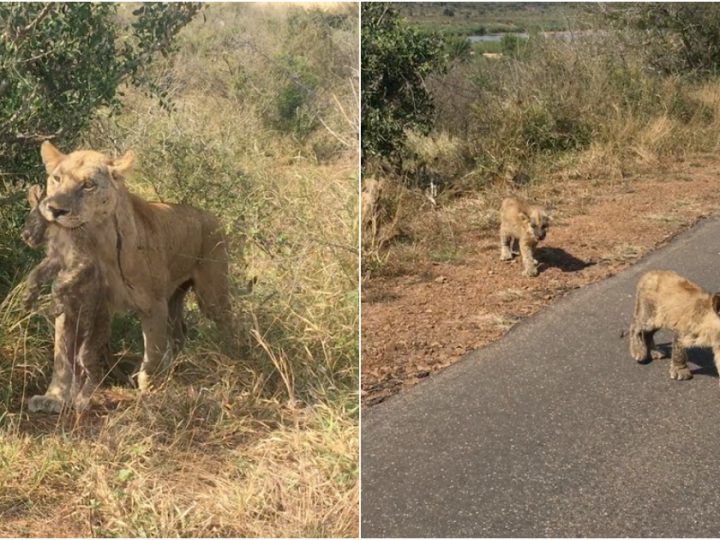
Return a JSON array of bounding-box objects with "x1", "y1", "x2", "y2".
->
[
  {"x1": 108, "y1": 150, "x2": 134, "y2": 180},
  {"x1": 40, "y1": 141, "x2": 65, "y2": 174},
  {"x1": 27, "y1": 184, "x2": 43, "y2": 209},
  {"x1": 713, "y1": 293, "x2": 720, "y2": 316}
]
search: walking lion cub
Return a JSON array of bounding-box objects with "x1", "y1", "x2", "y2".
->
[
  {"x1": 629, "y1": 270, "x2": 720, "y2": 382},
  {"x1": 499, "y1": 196, "x2": 549, "y2": 277}
]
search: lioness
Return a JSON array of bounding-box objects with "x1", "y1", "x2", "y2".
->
[
  {"x1": 31, "y1": 141, "x2": 233, "y2": 412},
  {"x1": 629, "y1": 270, "x2": 720, "y2": 382},
  {"x1": 22, "y1": 184, "x2": 111, "y2": 412},
  {"x1": 499, "y1": 196, "x2": 549, "y2": 277}
]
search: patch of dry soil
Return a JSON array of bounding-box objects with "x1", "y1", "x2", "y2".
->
[{"x1": 362, "y1": 159, "x2": 720, "y2": 406}]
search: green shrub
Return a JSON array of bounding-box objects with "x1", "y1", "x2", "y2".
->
[
  {"x1": 0, "y1": 3, "x2": 200, "y2": 184},
  {"x1": 361, "y1": 3, "x2": 449, "y2": 166}
]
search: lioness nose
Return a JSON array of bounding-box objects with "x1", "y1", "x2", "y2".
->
[{"x1": 47, "y1": 205, "x2": 69, "y2": 219}]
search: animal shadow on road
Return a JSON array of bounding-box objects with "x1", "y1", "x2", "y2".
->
[
  {"x1": 655, "y1": 342, "x2": 719, "y2": 378},
  {"x1": 537, "y1": 246, "x2": 595, "y2": 273}
]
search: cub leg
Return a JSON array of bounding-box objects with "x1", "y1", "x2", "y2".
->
[
  {"x1": 669, "y1": 335, "x2": 692, "y2": 380},
  {"x1": 499, "y1": 230, "x2": 513, "y2": 261},
  {"x1": 519, "y1": 240, "x2": 538, "y2": 277},
  {"x1": 629, "y1": 293, "x2": 664, "y2": 363},
  {"x1": 629, "y1": 326, "x2": 660, "y2": 363},
  {"x1": 712, "y1": 347, "x2": 720, "y2": 386}
]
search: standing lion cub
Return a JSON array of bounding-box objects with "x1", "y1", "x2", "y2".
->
[
  {"x1": 499, "y1": 196, "x2": 549, "y2": 277},
  {"x1": 630, "y1": 270, "x2": 720, "y2": 383}
]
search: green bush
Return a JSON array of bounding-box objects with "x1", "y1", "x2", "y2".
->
[
  {"x1": 361, "y1": 3, "x2": 449, "y2": 166},
  {"x1": 273, "y1": 55, "x2": 319, "y2": 136},
  {"x1": 0, "y1": 2, "x2": 200, "y2": 183}
]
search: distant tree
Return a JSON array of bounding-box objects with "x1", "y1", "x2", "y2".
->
[
  {"x1": 602, "y1": 3, "x2": 720, "y2": 76},
  {"x1": 0, "y1": 3, "x2": 201, "y2": 182},
  {"x1": 361, "y1": 3, "x2": 449, "y2": 167}
]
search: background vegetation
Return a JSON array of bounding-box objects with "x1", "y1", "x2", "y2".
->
[
  {"x1": 361, "y1": 2, "x2": 720, "y2": 270},
  {"x1": 0, "y1": 3, "x2": 358, "y2": 537}
]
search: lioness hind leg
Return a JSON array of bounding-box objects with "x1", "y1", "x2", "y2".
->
[
  {"x1": 194, "y1": 276, "x2": 235, "y2": 349},
  {"x1": 192, "y1": 250, "x2": 236, "y2": 348},
  {"x1": 669, "y1": 335, "x2": 692, "y2": 380},
  {"x1": 168, "y1": 282, "x2": 190, "y2": 354}
]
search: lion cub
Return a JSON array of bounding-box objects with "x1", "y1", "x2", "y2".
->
[
  {"x1": 499, "y1": 196, "x2": 549, "y2": 277},
  {"x1": 21, "y1": 185, "x2": 111, "y2": 412},
  {"x1": 630, "y1": 270, "x2": 720, "y2": 383}
]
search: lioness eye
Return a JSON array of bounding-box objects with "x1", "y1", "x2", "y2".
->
[
  {"x1": 83, "y1": 181, "x2": 96, "y2": 191},
  {"x1": 52, "y1": 174, "x2": 60, "y2": 183}
]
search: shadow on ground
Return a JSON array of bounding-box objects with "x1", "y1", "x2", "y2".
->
[{"x1": 538, "y1": 246, "x2": 595, "y2": 273}]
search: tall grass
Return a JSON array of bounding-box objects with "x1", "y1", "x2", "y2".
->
[
  {"x1": 0, "y1": 4, "x2": 358, "y2": 536},
  {"x1": 363, "y1": 28, "x2": 720, "y2": 267}
]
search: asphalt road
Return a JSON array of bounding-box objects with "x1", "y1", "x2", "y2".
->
[{"x1": 362, "y1": 217, "x2": 720, "y2": 538}]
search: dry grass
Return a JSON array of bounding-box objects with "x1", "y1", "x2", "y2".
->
[
  {"x1": 0, "y1": 4, "x2": 358, "y2": 537},
  {"x1": 363, "y1": 29, "x2": 720, "y2": 278}
]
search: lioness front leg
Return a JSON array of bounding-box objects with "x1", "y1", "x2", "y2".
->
[
  {"x1": 669, "y1": 335, "x2": 692, "y2": 381},
  {"x1": 138, "y1": 303, "x2": 172, "y2": 391},
  {"x1": 28, "y1": 313, "x2": 73, "y2": 413},
  {"x1": 519, "y1": 240, "x2": 538, "y2": 277}
]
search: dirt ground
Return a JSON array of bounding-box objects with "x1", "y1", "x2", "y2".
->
[{"x1": 362, "y1": 156, "x2": 720, "y2": 406}]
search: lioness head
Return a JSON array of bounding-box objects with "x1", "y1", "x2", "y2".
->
[
  {"x1": 39, "y1": 142, "x2": 134, "y2": 228},
  {"x1": 21, "y1": 184, "x2": 48, "y2": 248},
  {"x1": 524, "y1": 206, "x2": 549, "y2": 242}
]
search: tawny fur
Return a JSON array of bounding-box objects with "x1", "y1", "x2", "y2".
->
[
  {"x1": 22, "y1": 185, "x2": 111, "y2": 412},
  {"x1": 21, "y1": 185, "x2": 60, "y2": 311},
  {"x1": 28, "y1": 142, "x2": 233, "y2": 413},
  {"x1": 629, "y1": 270, "x2": 720, "y2": 383},
  {"x1": 499, "y1": 196, "x2": 549, "y2": 277}
]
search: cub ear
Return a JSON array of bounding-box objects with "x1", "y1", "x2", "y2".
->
[
  {"x1": 40, "y1": 141, "x2": 65, "y2": 174},
  {"x1": 27, "y1": 184, "x2": 43, "y2": 209},
  {"x1": 712, "y1": 293, "x2": 720, "y2": 316},
  {"x1": 519, "y1": 211, "x2": 530, "y2": 223},
  {"x1": 108, "y1": 150, "x2": 134, "y2": 180}
]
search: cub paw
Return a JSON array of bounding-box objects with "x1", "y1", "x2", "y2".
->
[
  {"x1": 670, "y1": 365, "x2": 693, "y2": 381},
  {"x1": 524, "y1": 267, "x2": 539, "y2": 277},
  {"x1": 650, "y1": 350, "x2": 667, "y2": 361},
  {"x1": 27, "y1": 394, "x2": 66, "y2": 414},
  {"x1": 22, "y1": 291, "x2": 38, "y2": 311},
  {"x1": 500, "y1": 252, "x2": 513, "y2": 261}
]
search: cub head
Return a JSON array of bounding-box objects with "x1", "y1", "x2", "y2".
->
[
  {"x1": 39, "y1": 141, "x2": 134, "y2": 229},
  {"x1": 524, "y1": 206, "x2": 549, "y2": 242},
  {"x1": 21, "y1": 184, "x2": 49, "y2": 248}
]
